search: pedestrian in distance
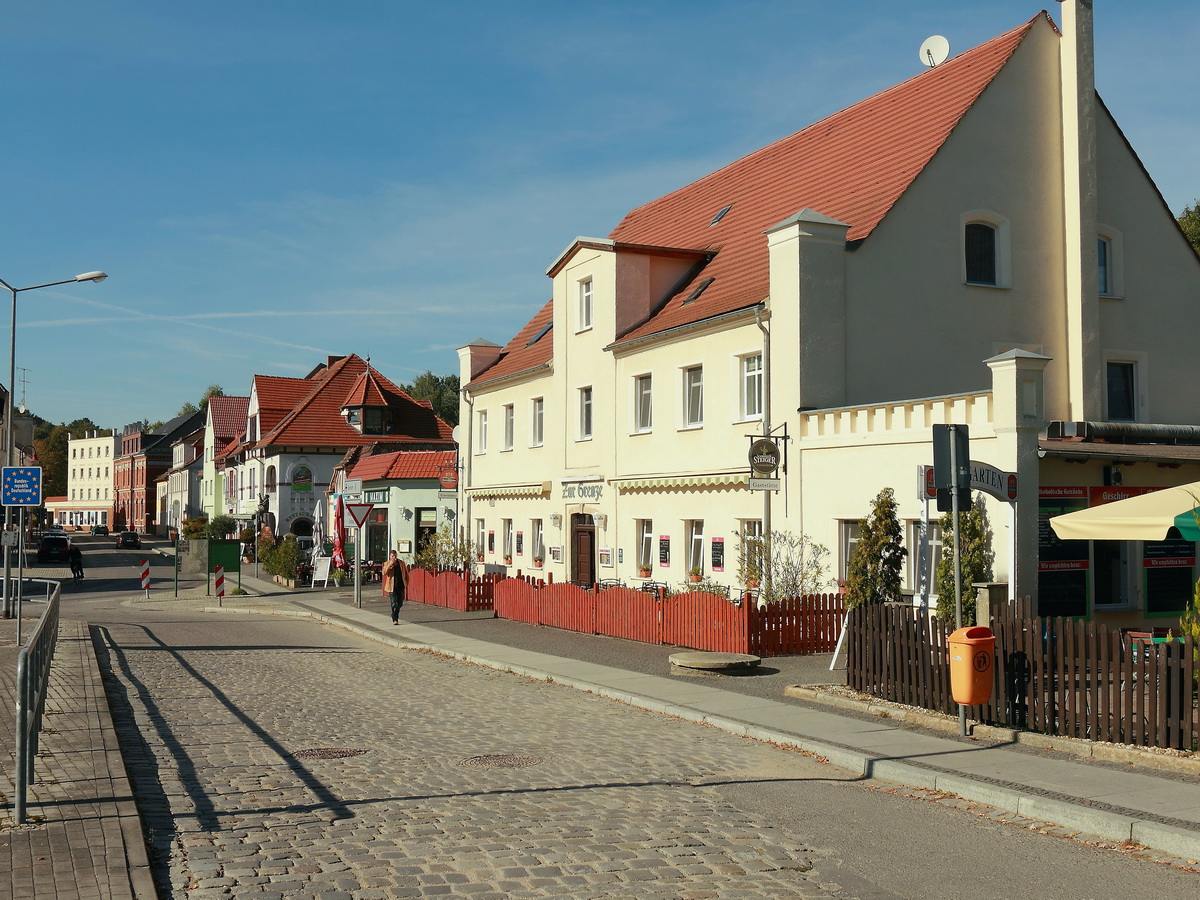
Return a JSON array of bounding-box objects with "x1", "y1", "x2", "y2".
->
[
  {"x1": 68, "y1": 544, "x2": 85, "y2": 582},
  {"x1": 381, "y1": 549, "x2": 409, "y2": 624}
]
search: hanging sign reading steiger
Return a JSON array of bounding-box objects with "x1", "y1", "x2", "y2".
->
[{"x1": 748, "y1": 438, "x2": 781, "y2": 492}]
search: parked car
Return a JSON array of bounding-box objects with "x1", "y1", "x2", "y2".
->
[
  {"x1": 116, "y1": 531, "x2": 141, "y2": 549},
  {"x1": 91, "y1": 525, "x2": 109, "y2": 536},
  {"x1": 37, "y1": 534, "x2": 72, "y2": 564}
]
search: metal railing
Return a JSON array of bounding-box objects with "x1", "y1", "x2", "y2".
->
[{"x1": 14, "y1": 579, "x2": 61, "y2": 823}]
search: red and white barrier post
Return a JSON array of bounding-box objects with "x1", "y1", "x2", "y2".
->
[
  {"x1": 140, "y1": 559, "x2": 151, "y2": 598},
  {"x1": 214, "y1": 565, "x2": 225, "y2": 605}
]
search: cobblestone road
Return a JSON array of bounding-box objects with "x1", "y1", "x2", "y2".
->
[{"x1": 95, "y1": 609, "x2": 848, "y2": 899}]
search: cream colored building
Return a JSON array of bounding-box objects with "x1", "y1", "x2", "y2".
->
[
  {"x1": 459, "y1": 4, "x2": 1200, "y2": 626},
  {"x1": 57, "y1": 431, "x2": 119, "y2": 529}
]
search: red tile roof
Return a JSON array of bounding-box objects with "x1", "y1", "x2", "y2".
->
[
  {"x1": 349, "y1": 449, "x2": 457, "y2": 482},
  {"x1": 257, "y1": 354, "x2": 453, "y2": 449},
  {"x1": 607, "y1": 15, "x2": 1042, "y2": 344},
  {"x1": 341, "y1": 368, "x2": 408, "y2": 409},
  {"x1": 471, "y1": 13, "x2": 1045, "y2": 377},
  {"x1": 465, "y1": 299, "x2": 553, "y2": 388},
  {"x1": 208, "y1": 395, "x2": 249, "y2": 442}
]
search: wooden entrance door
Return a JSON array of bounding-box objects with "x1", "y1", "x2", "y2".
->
[{"x1": 572, "y1": 515, "x2": 596, "y2": 586}]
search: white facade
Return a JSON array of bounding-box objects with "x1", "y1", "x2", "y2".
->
[
  {"x1": 459, "y1": 5, "x2": 1200, "y2": 627},
  {"x1": 58, "y1": 431, "x2": 118, "y2": 528}
]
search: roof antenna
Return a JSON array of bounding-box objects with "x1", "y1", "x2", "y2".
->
[{"x1": 919, "y1": 34, "x2": 950, "y2": 68}]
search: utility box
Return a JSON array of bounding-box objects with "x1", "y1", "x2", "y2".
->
[{"x1": 948, "y1": 625, "x2": 995, "y2": 706}]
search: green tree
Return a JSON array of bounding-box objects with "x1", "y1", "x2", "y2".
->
[
  {"x1": 402, "y1": 371, "x2": 460, "y2": 426},
  {"x1": 205, "y1": 515, "x2": 237, "y2": 539},
  {"x1": 843, "y1": 487, "x2": 907, "y2": 608},
  {"x1": 1179, "y1": 201, "x2": 1200, "y2": 253},
  {"x1": 178, "y1": 384, "x2": 224, "y2": 418},
  {"x1": 32, "y1": 424, "x2": 71, "y2": 497},
  {"x1": 935, "y1": 493, "x2": 994, "y2": 625}
]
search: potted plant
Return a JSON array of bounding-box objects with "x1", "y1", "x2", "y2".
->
[
  {"x1": 638, "y1": 564, "x2": 652, "y2": 578},
  {"x1": 532, "y1": 556, "x2": 544, "y2": 569},
  {"x1": 504, "y1": 553, "x2": 513, "y2": 565},
  {"x1": 689, "y1": 566, "x2": 703, "y2": 583}
]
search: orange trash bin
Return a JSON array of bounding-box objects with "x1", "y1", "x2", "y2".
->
[{"x1": 948, "y1": 625, "x2": 995, "y2": 706}]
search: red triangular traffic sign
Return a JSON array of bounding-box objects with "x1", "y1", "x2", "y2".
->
[{"x1": 344, "y1": 503, "x2": 373, "y2": 528}]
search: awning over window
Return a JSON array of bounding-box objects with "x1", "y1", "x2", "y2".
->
[
  {"x1": 614, "y1": 472, "x2": 749, "y2": 492},
  {"x1": 464, "y1": 482, "x2": 550, "y2": 499}
]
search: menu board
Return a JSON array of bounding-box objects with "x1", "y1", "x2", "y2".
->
[{"x1": 1037, "y1": 488, "x2": 1089, "y2": 618}]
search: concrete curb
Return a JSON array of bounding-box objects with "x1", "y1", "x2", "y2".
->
[{"x1": 784, "y1": 685, "x2": 1200, "y2": 777}]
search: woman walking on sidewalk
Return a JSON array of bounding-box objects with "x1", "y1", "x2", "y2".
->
[{"x1": 382, "y1": 549, "x2": 409, "y2": 624}]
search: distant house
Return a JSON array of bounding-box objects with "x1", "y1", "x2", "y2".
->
[
  {"x1": 114, "y1": 411, "x2": 206, "y2": 533},
  {"x1": 459, "y1": 4, "x2": 1200, "y2": 628},
  {"x1": 52, "y1": 430, "x2": 119, "y2": 530},
  {"x1": 200, "y1": 395, "x2": 250, "y2": 522},
  {"x1": 163, "y1": 425, "x2": 206, "y2": 536},
  {"x1": 220, "y1": 354, "x2": 454, "y2": 552}
]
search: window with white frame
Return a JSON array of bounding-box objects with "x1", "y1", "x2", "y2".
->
[
  {"x1": 475, "y1": 519, "x2": 486, "y2": 556},
  {"x1": 839, "y1": 520, "x2": 862, "y2": 582},
  {"x1": 578, "y1": 277, "x2": 593, "y2": 331},
  {"x1": 579, "y1": 386, "x2": 593, "y2": 440},
  {"x1": 477, "y1": 409, "x2": 488, "y2": 453},
  {"x1": 531, "y1": 518, "x2": 544, "y2": 560},
  {"x1": 741, "y1": 353, "x2": 763, "y2": 420},
  {"x1": 503, "y1": 404, "x2": 514, "y2": 451},
  {"x1": 502, "y1": 519, "x2": 513, "y2": 559},
  {"x1": 531, "y1": 397, "x2": 544, "y2": 447},
  {"x1": 906, "y1": 520, "x2": 942, "y2": 597},
  {"x1": 682, "y1": 365, "x2": 703, "y2": 427},
  {"x1": 637, "y1": 519, "x2": 654, "y2": 571},
  {"x1": 634, "y1": 374, "x2": 653, "y2": 432},
  {"x1": 740, "y1": 519, "x2": 763, "y2": 580},
  {"x1": 962, "y1": 210, "x2": 1010, "y2": 288},
  {"x1": 687, "y1": 520, "x2": 704, "y2": 574}
]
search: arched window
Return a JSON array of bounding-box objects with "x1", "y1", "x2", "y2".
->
[
  {"x1": 964, "y1": 223, "x2": 997, "y2": 285},
  {"x1": 961, "y1": 210, "x2": 1010, "y2": 288},
  {"x1": 266, "y1": 465, "x2": 277, "y2": 493}
]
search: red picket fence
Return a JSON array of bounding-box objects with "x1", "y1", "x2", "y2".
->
[
  {"x1": 407, "y1": 568, "x2": 499, "y2": 612},
  {"x1": 490, "y1": 579, "x2": 845, "y2": 657}
]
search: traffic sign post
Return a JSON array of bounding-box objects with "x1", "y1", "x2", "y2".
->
[
  {"x1": 2, "y1": 467, "x2": 42, "y2": 507},
  {"x1": 344, "y1": 504, "x2": 374, "y2": 608}
]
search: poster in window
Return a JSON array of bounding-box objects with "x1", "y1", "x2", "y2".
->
[
  {"x1": 658, "y1": 535, "x2": 670, "y2": 567},
  {"x1": 516, "y1": 531, "x2": 523, "y2": 555},
  {"x1": 549, "y1": 545, "x2": 562, "y2": 563},
  {"x1": 488, "y1": 530, "x2": 495, "y2": 553},
  {"x1": 1037, "y1": 487, "x2": 1088, "y2": 618},
  {"x1": 711, "y1": 537, "x2": 724, "y2": 572},
  {"x1": 1144, "y1": 538, "x2": 1195, "y2": 614},
  {"x1": 599, "y1": 547, "x2": 612, "y2": 568}
]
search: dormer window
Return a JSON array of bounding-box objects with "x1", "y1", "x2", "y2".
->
[
  {"x1": 363, "y1": 408, "x2": 388, "y2": 435},
  {"x1": 346, "y1": 408, "x2": 361, "y2": 425}
]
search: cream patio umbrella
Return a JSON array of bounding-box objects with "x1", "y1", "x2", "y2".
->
[{"x1": 1049, "y1": 481, "x2": 1200, "y2": 541}]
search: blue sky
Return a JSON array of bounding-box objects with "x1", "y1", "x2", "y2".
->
[{"x1": 4, "y1": 1, "x2": 1197, "y2": 429}]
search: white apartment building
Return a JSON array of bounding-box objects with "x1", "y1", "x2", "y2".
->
[{"x1": 56, "y1": 431, "x2": 119, "y2": 529}]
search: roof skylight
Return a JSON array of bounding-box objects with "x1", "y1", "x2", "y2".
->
[{"x1": 709, "y1": 205, "x2": 732, "y2": 226}]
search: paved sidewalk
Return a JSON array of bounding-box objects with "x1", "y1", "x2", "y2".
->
[{"x1": 0, "y1": 616, "x2": 154, "y2": 900}]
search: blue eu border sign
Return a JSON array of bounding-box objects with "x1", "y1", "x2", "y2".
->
[{"x1": 2, "y1": 467, "x2": 43, "y2": 507}]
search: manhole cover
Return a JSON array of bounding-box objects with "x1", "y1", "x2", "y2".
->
[
  {"x1": 458, "y1": 754, "x2": 543, "y2": 769},
  {"x1": 291, "y1": 748, "x2": 367, "y2": 760}
]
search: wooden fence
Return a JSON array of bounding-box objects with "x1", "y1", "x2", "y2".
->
[
  {"x1": 407, "y1": 568, "x2": 499, "y2": 612},
  {"x1": 847, "y1": 602, "x2": 1198, "y2": 751},
  {"x1": 491, "y1": 579, "x2": 845, "y2": 657}
]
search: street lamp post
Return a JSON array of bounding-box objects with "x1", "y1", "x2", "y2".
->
[{"x1": 0, "y1": 271, "x2": 107, "y2": 619}]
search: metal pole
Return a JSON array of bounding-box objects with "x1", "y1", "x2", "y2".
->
[
  {"x1": 950, "y1": 426, "x2": 966, "y2": 736},
  {"x1": 354, "y1": 523, "x2": 363, "y2": 608},
  {"x1": 16, "y1": 508, "x2": 24, "y2": 645},
  {"x1": 3, "y1": 283, "x2": 15, "y2": 620}
]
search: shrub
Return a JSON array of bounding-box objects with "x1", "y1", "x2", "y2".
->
[
  {"x1": 271, "y1": 536, "x2": 303, "y2": 580},
  {"x1": 844, "y1": 487, "x2": 907, "y2": 609},
  {"x1": 738, "y1": 529, "x2": 832, "y2": 603},
  {"x1": 935, "y1": 493, "x2": 994, "y2": 626},
  {"x1": 182, "y1": 516, "x2": 208, "y2": 539},
  {"x1": 205, "y1": 515, "x2": 237, "y2": 540},
  {"x1": 414, "y1": 522, "x2": 476, "y2": 572}
]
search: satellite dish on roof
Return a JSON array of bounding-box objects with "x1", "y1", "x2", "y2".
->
[{"x1": 919, "y1": 35, "x2": 950, "y2": 68}]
